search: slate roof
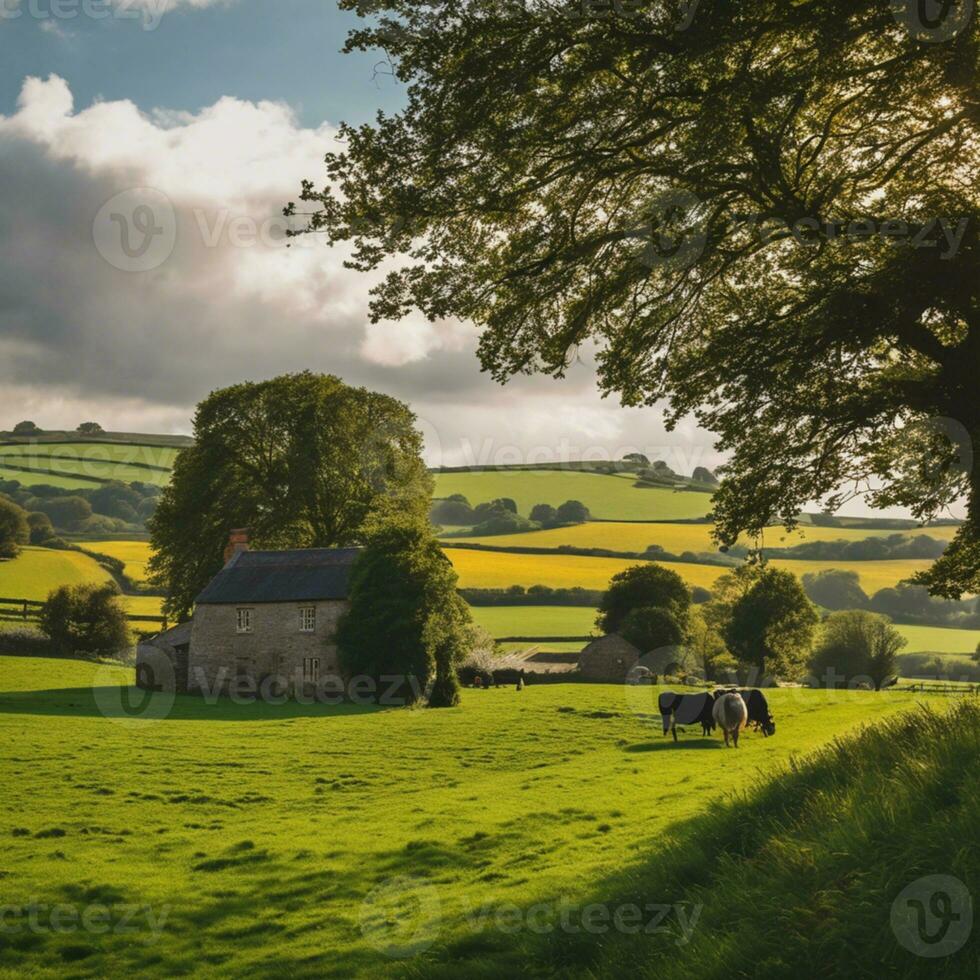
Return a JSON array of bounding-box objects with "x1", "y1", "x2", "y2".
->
[{"x1": 195, "y1": 548, "x2": 360, "y2": 605}]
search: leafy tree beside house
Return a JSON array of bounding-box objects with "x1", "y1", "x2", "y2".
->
[
  {"x1": 337, "y1": 519, "x2": 470, "y2": 707},
  {"x1": 0, "y1": 497, "x2": 29, "y2": 559},
  {"x1": 597, "y1": 564, "x2": 690, "y2": 636},
  {"x1": 39, "y1": 583, "x2": 130, "y2": 659},
  {"x1": 809, "y1": 611, "x2": 906, "y2": 690},
  {"x1": 148, "y1": 372, "x2": 432, "y2": 620},
  {"x1": 725, "y1": 567, "x2": 818, "y2": 681}
]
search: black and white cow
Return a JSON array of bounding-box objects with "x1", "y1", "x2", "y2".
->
[{"x1": 658, "y1": 690, "x2": 719, "y2": 742}]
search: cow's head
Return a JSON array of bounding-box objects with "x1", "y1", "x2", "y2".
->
[{"x1": 762, "y1": 715, "x2": 776, "y2": 737}]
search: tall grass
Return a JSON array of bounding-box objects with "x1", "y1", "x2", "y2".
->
[{"x1": 416, "y1": 699, "x2": 980, "y2": 979}]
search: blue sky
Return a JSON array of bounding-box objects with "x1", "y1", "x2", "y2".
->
[{"x1": 1, "y1": 0, "x2": 405, "y2": 127}]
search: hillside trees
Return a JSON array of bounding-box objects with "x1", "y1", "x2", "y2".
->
[
  {"x1": 148, "y1": 372, "x2": 432, "y2": 619},
  {"x1": 0, "y1": 497, "x2": 29, "y2": 559},
  {"x1": 337, "y1": 519, "x2": 470, "y2": 707},
  {"x1": 809, "y1": 611, "x2": 906, "y2": 690},
  {"x1": 725, "y1": 568, "x2": 818, "y2": 680},
  {"x1": 801, "y1": 569, "x2": 870, "y2": 611},
  {"x1": 290, "y1": 0, "x2": 980, "y2": 598}
]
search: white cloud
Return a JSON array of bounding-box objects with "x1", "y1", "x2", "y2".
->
[{"x1": 0, "y1": 75, "x2": 732, "y2": 482}]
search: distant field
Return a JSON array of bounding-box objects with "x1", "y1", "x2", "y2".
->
[
  {"x1": 446, "y1": 548, "x2": 930, "y2": 595},
  {"x1": 122, "y1": 594, "x2": 165, "y2": 621},
  {"x1": 446, "y1": 549, "x2": 726, "y2": 590},
  {"x1": 0, "y1": 465, "x2": 101, "y2": 490},
  {"x1": 896, "y1": 625, "x2": 980, "y2": 655},
  {"x1": 0, "y1": 442, "x2": 175, "y2": 487},
  {"x1": 470, "y1": 605, "x2": 598, "y2": 639},
  {"x1": 451, "y1": 521, "x2": 958, "y2": 553},
  {"x1": 88, "y1": 540, "x2": 153, "y2": 582},
  {"x1": 434, "y1": 470, "x2": 713, "y2": 521},
  {"x1": 0, "y1": 546, "x2": 112, "y2": 601}
]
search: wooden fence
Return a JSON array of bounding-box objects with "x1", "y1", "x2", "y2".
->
[{"x1": 0, "y1": 596, "x2": 167, "y2": 630}]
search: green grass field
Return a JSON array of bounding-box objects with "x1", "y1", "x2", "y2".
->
[
  {"x1": 0, "y1": 655, "x2": 966, "y2": 978},
  {"x1": 87, "y1": 540, "x2": 153, "y2": 583},
  {"x1": 0, "y1": 465, "x2": 101, "y2": 490},
  {"x1": 434, "y1": 470, "x2": 713, "y2": 521},
  {"x1": 895, "y1": 625, "x2": 980, "y2": 655},
  {"x1": 470, "y1": 606, "x2": 598, "y2": 639},
  {"x1": 452, "y1": 520, "x2": 959, "y2": 552}
]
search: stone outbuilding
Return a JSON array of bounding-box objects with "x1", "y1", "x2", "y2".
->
[
  {"x1": 577, "y1": 634, "x2": 641, "y2": 682},
  {"x1": 137, "y1": 535, "x2": 358, "y2": 697}
]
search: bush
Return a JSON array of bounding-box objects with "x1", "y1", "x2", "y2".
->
[
  {"x1": 0, "y1": 497, "x2": 30, "y2": 559},
  {"x1": 76, "y1": 422, "x2": 104, "y2": 434},
  {"x1": 38, "y1": 583, "x2": 131, "y2": 658},
  {"x1": 0, "y1": 627, "x2": 53, "y2": 657},
  {"x1": 467, "y1": 512, "x2": 539, "y2": 536},
  {"x1": 529, "y1": 503, "x2": 558, "y2": 525},
  {"x1": 430, "y1": 494, "x2": 476, "y2": 525}
]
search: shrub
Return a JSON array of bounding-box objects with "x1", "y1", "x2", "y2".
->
[
  {"x1": 467, "y1": 512, "x2": 539, "y2": 535},
  {"x1": 38, "y1": 583, "x2": 131, "y2": 658},
  {"x1": 76, "y1": 422, "x2": 104, "y2": 434},
  {"x1": 529, "y1": 503, "x2": 558, "y2": 525},
  {"x1": 0, "y1": 497, "x2": 30, "y2": 559},
  {"x1": 430, "y1": 494, "x2": 476, "y2": 526},
  {"x1": 0, "y1": 627, "x2": 53, "y2": 657}
]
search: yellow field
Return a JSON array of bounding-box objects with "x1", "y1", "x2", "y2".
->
[
  {"x1": 0, "y1": 547, "x2": 113, "y2": 601},
  {"x1": 87, "y1": 539, "x2": 153, "y2": 582},
  {"x1": 122, "y1": 594, "x2": 165, "y2": 620},
  {"x1": 451, "y1": 521, "x2": 958, "y2": 553},
  {"x1": 445, "y1": 547, "x2": 930, "y2": 595},
  {"x1": 445, "y1": 548, "x2": 727, "y2": 591}
]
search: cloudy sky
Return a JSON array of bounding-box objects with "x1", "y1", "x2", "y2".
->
[{"x1": 1, "y1": 1, "x2": 741, "y2": 477}]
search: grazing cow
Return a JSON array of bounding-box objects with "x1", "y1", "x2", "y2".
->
[
  {"x1": 712, "y1": 692, "x2": 748, "y2": 748},
  {"x1": 715, "y1": 688, "x2": 776, "y2": 737},
  {"x1": 658, "y1": 691, "x2": 718, "y2": 742}
]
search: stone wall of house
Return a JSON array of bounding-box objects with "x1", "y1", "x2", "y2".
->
[
  {"x1": 135, "y1": 621, "x2": 192, "y2": 693},
  {"x1": 578, "y1": 635, "x2": 640, "y2": 682},
  {"x1": 187, "y1": 600, "x2": 348, "y2": 695}
]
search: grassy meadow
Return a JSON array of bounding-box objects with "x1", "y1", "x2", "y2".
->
[
  {"x1": 0, "y1": 547, "x2": 114, "y2": 601},
  {"x1": 433, "y1": 470, "x2": 713, "y2": 521},
  {"x1": 87, "y1": 540, "x2": 153, "y2": 584},
  {"x1": 0, "y1": 441, "x2": 179, "y2": 488},
  {"x1": 0, "y1": 655, "x2": 968, "y2": 979}
]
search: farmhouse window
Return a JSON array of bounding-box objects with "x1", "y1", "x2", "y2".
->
[
  {"x1": 236, "y1": 608, "x2": 253, "y2": 634},
  {"x1": 303, "y1": 658, "x2": 320, "y2": 683},
  {"x1": 299, "y1": 607, "x2": 316, "y2": 633}
]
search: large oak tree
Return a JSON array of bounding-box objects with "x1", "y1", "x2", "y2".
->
[
  {"x1": 289, "y1": 0, "x2": 980, "y2": 596},
  {"x1": 148, "y1": 372, "x2": 432, "y2": 619}
]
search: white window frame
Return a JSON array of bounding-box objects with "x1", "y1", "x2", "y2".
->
[
  {"x1": 303, "y1": 657, "x2": 320, "y2": 683},
  {"x1": 236, "y1": 608, "x2": 253, "y2": 634},
  {"x1": 299, "y1": 606, "x2": 316, "y2": 633}
]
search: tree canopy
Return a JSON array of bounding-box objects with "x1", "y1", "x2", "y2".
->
[
  {"x1": 0, "y1": 497, "x2": 29, "y2": 559},
  {"x1": 597, "y1": 562, "x2": 690, "y2": 634},
  {"x1": 290, "y1": 0, "x2": 979, "y2": 597},
  {"x1": 148, "y1": 372, "x2": 432, "y2": 619},
  {"x1": 337, "y1": 519, "x2": 470, "y2": 706},
  {"x1": 809, "y1": 609, "x2": 906, "y2": 689}
]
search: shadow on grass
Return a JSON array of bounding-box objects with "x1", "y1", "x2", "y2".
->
[
  {"x1": 0, "y1": 686, "x2": 386, "y2": 721},
  {"x1": 624, "y1": 738, "x2": 721, "y2": 752}
]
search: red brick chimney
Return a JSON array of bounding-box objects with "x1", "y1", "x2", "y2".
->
[{"x1": 224, "y1": 528, "x2": 249, "y2": 565}]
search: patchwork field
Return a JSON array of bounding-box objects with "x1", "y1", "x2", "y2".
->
[
  {"x1": 0, "y1": 656, "x2": 959, "y2": 978},
  {"x1": 0, "y1": 547, "x2": 113, "y2": 601},
  {"x1": 469, "y1": 605, "x2": 598, "y2": 639},
  {"x1": 0, "y1": 441, "x2": 179, "y2": 488},
  {"x1": 895, "y1": 625, "x2": 980, "y2": 655},
  {"x1": 88, "y1": 540, "x2": 153, "y2": 583},
  {"x1": 0, "y1": 466, "x2": 101, "y2": 490},
  {"x1": 446, "y1": 548, "x2": 930, "y2": 595},
  {"x1": 434, "y1": 470, "x2": 713, "y2": 521},
  {"x1": 451, "y1": 521, "x2": 959, "y2": 553}
]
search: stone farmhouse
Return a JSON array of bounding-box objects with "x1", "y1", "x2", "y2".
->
[{"x1": 136, "y1": 531, "x2": 358, "y2": 696}]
